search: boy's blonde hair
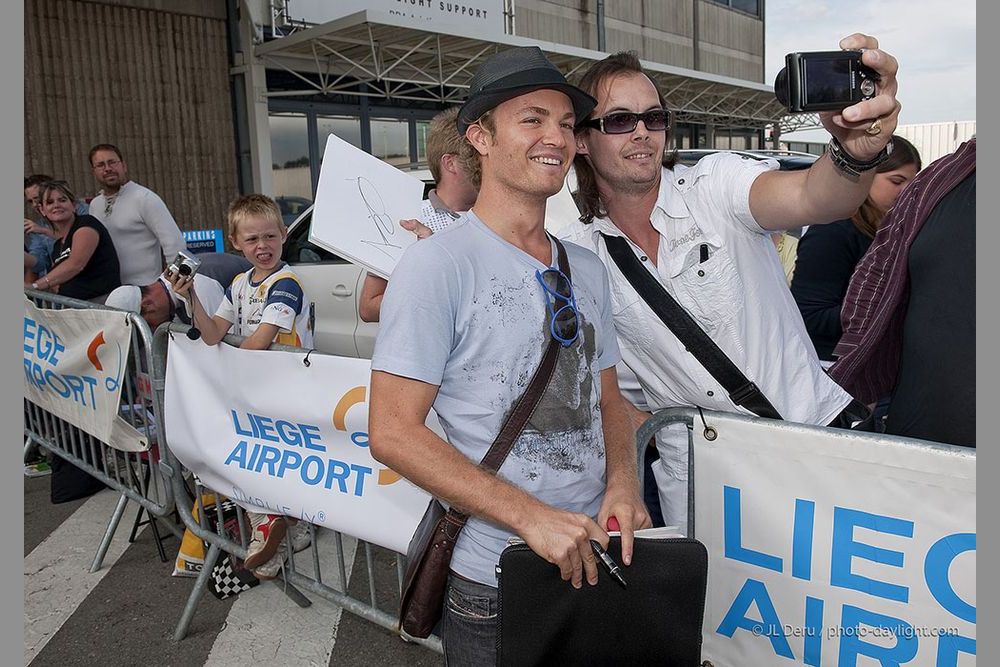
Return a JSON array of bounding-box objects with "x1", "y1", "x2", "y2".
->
[{"x1": 228, "y1": 194, "x2": 283, "y2": 237}]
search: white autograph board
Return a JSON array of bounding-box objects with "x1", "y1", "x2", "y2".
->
[{"x1": 309, "y1": 134, "x2": 425, "y2": 279}]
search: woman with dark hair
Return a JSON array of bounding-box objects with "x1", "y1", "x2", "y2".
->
[
  {"x1": 791, "y1": 136, "x2": 922, "y2": 367},
  {"x1": 28, "y1": 180, "x2": 121, "y2": 302}
]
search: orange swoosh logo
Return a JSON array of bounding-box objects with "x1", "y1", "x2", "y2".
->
[
  {"x1": 378, "y1": 469, "x2": 402, "y2": 485},
  {"x1": 332, "y1": 385, "x2": 366, "y2": 431},
  {"x1": 87, "y1": 332, "x2": 106, "y2": 371}
]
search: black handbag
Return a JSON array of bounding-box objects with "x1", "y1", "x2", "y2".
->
[
  {"x1": 397, "y1": 237, "x2": 572, "y2": 639},
  {"x1": 497, "y1": 533, "x2": 708, "y2": 666}
]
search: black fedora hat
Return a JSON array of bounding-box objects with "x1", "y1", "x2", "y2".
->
[{"x1": 457, "y1": 46, "x2": 597, "y2": 135}]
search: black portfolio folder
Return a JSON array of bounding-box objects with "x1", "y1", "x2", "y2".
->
[{"x1": 497, "y1": 532, "x2": 708, "y2": 666}]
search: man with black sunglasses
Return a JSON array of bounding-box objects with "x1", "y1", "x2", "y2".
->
[
  {"x1": 559, "y1": 36, "x2": 899, "y2": 532},
  {"x1": 368, "y1": 46, "x2": 650, "y2": 663}
]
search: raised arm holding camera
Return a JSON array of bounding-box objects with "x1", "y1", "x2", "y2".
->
[
  {"x1": 167, "y1": 194, "x2": 315, "y2": 584},
  {"x1": 750, "y1": 34, "x2": 900, "y2": 229},
  {"x1": 556, "y1": 33, "x2": 896, "y2": 531},
  {"x1": 167, "y1": 195, "x2": 313, "y2": 353}
]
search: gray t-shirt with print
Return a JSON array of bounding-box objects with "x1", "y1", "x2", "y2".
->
[{"x1": 371, "y1": 212, "x2": 621, "y2": 586}]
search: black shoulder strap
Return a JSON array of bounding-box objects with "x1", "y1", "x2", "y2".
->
[
  {"x1": 445, "y1": 236, "x2": 569, "y2": 526},
  {"x1": 601, "y1": 233, "x2": 782, "y2": 420}
]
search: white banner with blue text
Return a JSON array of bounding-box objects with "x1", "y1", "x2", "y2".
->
[
  {"x1": 163, "y1": 336, "x2": 434, "y2": 553},
  {"x1": 23, "y1": 298, "x2": 135, "y2": 447},
  {"x1": 694, "y1": 412, "x2": 976, "y2": 666}
]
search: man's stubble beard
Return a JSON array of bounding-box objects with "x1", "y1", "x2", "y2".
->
[{"x1": 602, "y1": 164, "x2": 661, "y2": 199}]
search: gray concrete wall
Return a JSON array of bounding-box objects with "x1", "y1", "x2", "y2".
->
[
  {"x1": 24, "y1": 0, "x2": 237, "y2": 232},
  {"x1": 514, "y1": 0, "x2": 762, "y2": 82}
]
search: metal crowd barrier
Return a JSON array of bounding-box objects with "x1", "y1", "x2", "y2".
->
[
  {"x1": 633, "y1": 405, "x2": 977, "y2": 540},
  {"x1": 146, "y1": 316, "x2": 976, "y2": 655},
  {"x1": 23, "y1": 289, "x2": 182, "y2": 572},
  {"x1": 150, "y1": 322, "x2": 444, "y2": 653}
]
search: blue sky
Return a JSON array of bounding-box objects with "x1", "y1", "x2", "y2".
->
[{"x1": 765, "y1": 0, "x2": 976, "y2": 138}]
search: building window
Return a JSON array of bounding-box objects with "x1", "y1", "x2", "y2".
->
[
  {"x1": 707, "y1": 0, "x2": 760, "y2": 17},
  {"x1": 269, "y1": 112, "x2": 312, "y2": 204},
  {"x1": 318, "y1": 115, "x2": 363, "y2": 153},
  {"x1": 370, "y1": 118, "x2": 411, "y2": 168},
  {"x1": 416, "y1": 120, "x2": 431, "y2": 165}
]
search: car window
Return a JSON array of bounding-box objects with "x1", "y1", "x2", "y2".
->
[
  {"x1": 276, "y1": 196, "x2": 313, "y2": 226},
  {"x1": 282, "y1": 210, "x2": 351, "y2": 264}
]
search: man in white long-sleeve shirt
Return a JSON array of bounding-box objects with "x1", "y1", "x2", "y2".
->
[{"x1": 88, "y1": 143, "x2": 185, "y2": 285}]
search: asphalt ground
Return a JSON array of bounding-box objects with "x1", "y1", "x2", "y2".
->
[{"x1": 24, "y1": 472, "x2": 441, "y2": 666}]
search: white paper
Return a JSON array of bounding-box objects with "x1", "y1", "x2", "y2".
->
[{"x1": 309, "y1": 134, "x2": 425, "y2": 279}]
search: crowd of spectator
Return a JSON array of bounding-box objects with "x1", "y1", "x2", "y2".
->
[
  {"x1": 24, "y1": 38, "x2": 975, "y2": 658},
  {"x1": 23, "y1": 143, "x2": 184, "y2": 304}
]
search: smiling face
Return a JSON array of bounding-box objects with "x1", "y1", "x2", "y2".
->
[
  {"x1": 40, "y1": 189, "x2": 77, "y2": 226},
  {"x1": 230, "y1": 215, "x2": 287, "y2": 277},
  {"x1": 576, "y1": 72, "x2": 666, "y2": 197},
  {"x1": 469, "y1": 88, "x2": 577, "y2": 200}
]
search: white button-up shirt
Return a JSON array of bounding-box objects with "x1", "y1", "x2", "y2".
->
[{"x1": 560, "y1": 154, "x2": 852, "y2": 432}]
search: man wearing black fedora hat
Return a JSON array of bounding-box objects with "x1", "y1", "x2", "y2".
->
[{"x1": 369, "y1": 46, "x2": 651, "y2": 662}]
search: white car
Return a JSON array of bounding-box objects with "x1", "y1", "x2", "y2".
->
[
  {"x1": 281, "y1": 205, "x2": 378, "y2": 357},
  {"x1": 283, "y1": 170, "x2": 581, "y2": 357}
]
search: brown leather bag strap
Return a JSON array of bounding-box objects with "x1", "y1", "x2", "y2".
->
[{"x1": 445, "y1": 236, "x2": 571, "y2": 527}]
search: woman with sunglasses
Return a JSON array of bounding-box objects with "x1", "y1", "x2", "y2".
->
[{"x1": 28, "y1": 181, "x2": 121, "y2": 303}]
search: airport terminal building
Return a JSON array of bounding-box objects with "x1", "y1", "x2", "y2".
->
[{"x1": 25, "y1": 0, "x2": 792, "y2": 232}]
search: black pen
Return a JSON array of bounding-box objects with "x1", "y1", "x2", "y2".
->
[{"x1": 590, "y1": 539, "x2": 628, "y2": 588}]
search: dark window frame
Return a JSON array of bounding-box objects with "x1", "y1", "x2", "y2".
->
[
  {"x1": 268, "y1": 99, "x2": 439, "y2": 198},
  {"x1": 706, "y1": 0, "x2": 761, "y2": 18}
]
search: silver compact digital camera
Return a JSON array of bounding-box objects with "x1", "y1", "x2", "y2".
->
[{"x1": 167, "y1": 250, "x2": 202, "y2": 278}]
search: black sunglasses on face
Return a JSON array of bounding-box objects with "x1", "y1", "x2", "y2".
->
[{"x1": 583, "y1": 109, "x2": 670, "y2": 134}]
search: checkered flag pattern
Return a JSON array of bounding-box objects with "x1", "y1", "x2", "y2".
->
[
  {"x1": 204, "y1": 498, "x2": 261, "y2": 600},
  {"x1": 208, "y1": 552, "x2": 259, "y2": 600}
]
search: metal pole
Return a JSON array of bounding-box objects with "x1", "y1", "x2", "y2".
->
[
  {"x1": 596, "y1": 0, "x2": 606, "y2": 52},
  {"x1": 692, "y1": 0, "x2": 700, "y2": 71},
  {"x1": 174, "y1": 543, "x2": 222, "y2": 641},
  {"x1": 90, "y1": 493, "x2": 129, "y2": 573}
]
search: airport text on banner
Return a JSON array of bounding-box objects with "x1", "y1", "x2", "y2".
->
[
  {"x1": 694, "y1": 413, "x2": 976, "y2": 666},
  {"x1": 23, "y1": 298, "x2": 133, "y2": 444},
  {"x1": 163, "y1": 336, "x2": 433, "y2": 553}
]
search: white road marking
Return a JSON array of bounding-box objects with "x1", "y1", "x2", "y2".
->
[
  {"x1": 204, "y1": 529, "x2": 358, "y2": 666},
  {"x1": 24, "y1": 490, "x2": 141, "y2": 665}
]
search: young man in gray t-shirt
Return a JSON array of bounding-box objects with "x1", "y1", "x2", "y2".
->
[{"x1": 369, "y1": 47, "x2": 650, "y2": 663}]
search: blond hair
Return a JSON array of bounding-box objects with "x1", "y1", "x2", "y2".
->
[
  {"x1": 227, "y1": 194, "x2": 283, "y2": 237},
  {"x1": 426, "y1": 108, "x2": 466, "y2": 183}
]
